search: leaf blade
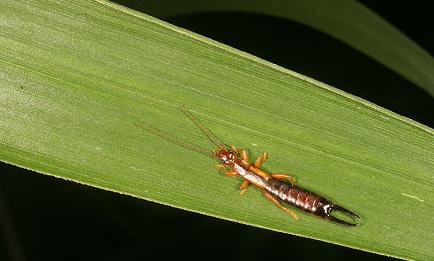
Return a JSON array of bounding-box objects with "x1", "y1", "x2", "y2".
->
[
  {"x1": 1, "y1": 0, "x2": 434, "y2": 259},
  {"x1": 134, "y1": 0, "x2": 434, "y2": 97}
]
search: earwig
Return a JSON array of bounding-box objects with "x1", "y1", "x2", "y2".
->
[{"x1": 137, "y1": 107, "x2": 360, "y2": 226}]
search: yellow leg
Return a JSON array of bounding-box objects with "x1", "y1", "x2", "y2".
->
[
  {"x1": 239, "y1": 149, "x2": 248, "y2": 162},
  {"x1": 215, "y1": 164, "x2": 226, "y2": 174},
  {"x1": 272, "y1": 173, "x2": 295, "y2": 185},
  {"x1": 230, "y1": 145, "x2": 249, "y2": 162},
  {"x1": 254, "y1": 152, "x2": 268, "y2": 167},
  {"x1": 226, "y1": 169, "x2": 238, "y2": 176},
  {"x1": 239, "y1": 180, "x2": 249, "y2": 195},
  {"x1": 216, "y1": 164, "x2": 238, "y2": 176},
  {"x1": 263, "y1": 191, "x2": 298, "y2": 220}
]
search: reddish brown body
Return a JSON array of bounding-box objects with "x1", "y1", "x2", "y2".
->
[
  {"x1": 266, "y1": 179, "x2": 338, "y2": 220},
  {"x1": 138, "y1": 107, "x2": 360, "y2": 226},
  {"x1": 266, "y1": 179, "x2": 325, "y2": 213},
  {"x1": 215, "y1": 144, "x2": 360, "y2": 226}
]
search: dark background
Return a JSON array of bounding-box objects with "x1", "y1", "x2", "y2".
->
[{"x1": 1, "y1": 1, "x2": 432, "y2": 260}]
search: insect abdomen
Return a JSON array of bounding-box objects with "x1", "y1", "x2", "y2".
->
[{"x1": 266, "y1": 178, "x2": 328, "y2": 214}]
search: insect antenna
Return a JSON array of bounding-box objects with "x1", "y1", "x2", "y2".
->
[
  {"x1": 136, "y1": 122, "x2": 214, "y2": 158},
  {"x1": 180, "y1": 106, "x2": 227, "y2": 147}
]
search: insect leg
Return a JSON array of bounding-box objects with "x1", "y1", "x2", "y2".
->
[
  {"x1": 230, "y1": 145, "x2": 249, "y2": 161},
  {"x1": 239, "y1": 180, "x2": 249, "y2": 195},
  {"x1": 216, "y1": 164, "x2": 238, "y2": 176},
  {"x1": 254, "y1": 152, "x2": 268, "y2": 167},
  {"x1": 225, "y1": 169, "x2": 238, "y2": 176},
  {"x1": 215, "y1": 164, "x2": 226, "y2": 173},
  {"x1": 239, "y1": 150, "x2": 249, "y2": 162},
  {"x1": 272, "y1": 173, "x2": 295, "y2": 185},
  {"x1": 263, "y1": 191, "x2": 298, "y2": 220}
]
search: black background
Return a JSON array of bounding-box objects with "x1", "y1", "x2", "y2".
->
[{"x1": 1, "y1": 1, "x2": 432, "y2": 260}]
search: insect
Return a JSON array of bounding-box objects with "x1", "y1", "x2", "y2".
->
[{"x1": 137, "y1": 107, "x2": 360, "y2": 226}]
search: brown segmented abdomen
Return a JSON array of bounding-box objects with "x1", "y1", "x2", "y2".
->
[{"x1": 265, "y1": 178, "x2": 330, "y2": 215}]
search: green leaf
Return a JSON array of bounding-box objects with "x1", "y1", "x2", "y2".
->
[
  {"x1": 134, "y1": 0, "x2": 434, "y2": 97},
  {"x1": 1, "y1": 0, "x2": 433, "y2": 260}
]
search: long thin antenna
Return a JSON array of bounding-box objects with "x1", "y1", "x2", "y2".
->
[
  {"x1": 179, "y1": 106, "x2": 226, "y2": 147},
  {"x1": 136, "y1": 122, "x2": 214, "y2": 158}
]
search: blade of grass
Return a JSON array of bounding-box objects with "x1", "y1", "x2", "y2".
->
[
  {"x1": 132, "y1": 0, "x2": 434, "y2": 97},
  {"x1": 1, "y1": 0, "x2": 433, "y2": 259}
]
